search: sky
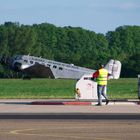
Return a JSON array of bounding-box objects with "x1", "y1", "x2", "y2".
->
[{"x1": 0, "y1": 0, "x2": 140, "y2": 34}]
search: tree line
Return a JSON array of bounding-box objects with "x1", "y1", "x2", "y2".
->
[{"x1": 0, "y1": 22, "x2": 139, "y2": 78}]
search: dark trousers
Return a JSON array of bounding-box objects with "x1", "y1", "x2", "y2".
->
[{"x1": 97, "y1": 85, "x2": 108, "y2": 105}]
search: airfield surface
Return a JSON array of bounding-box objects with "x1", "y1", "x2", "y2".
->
[
  {"x1": 0, "y1": 119, "x2": 140, "y2": 140},
  {"x1": 0, "y1": 99, "x2": 140, "y2": 140},
  {"x1": 0, "y1": 99, "x2": 140, "y2": 119}
]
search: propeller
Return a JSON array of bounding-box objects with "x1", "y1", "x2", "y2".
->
[{"x1": 0, "y1": 56, "x2": 11, "y2": 65}]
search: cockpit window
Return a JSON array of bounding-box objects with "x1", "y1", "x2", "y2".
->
[{"x1": 15, "y1": 55, "x2": 22, "y2": 60}]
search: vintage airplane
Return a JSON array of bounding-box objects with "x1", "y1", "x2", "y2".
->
[{"x1": 0, "y1": 55, "x2": 121, "y2": 79}]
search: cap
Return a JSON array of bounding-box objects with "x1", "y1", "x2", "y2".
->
[{"x1": 100, "y1": 64, "x2": 104, "y2": 68}]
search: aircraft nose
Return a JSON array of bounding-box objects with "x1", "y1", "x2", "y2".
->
[{"x1": 13, "y1": 62, "x2": 22, "y2": 71}]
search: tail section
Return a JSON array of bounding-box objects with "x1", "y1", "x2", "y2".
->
[{"x1": 105, "y1": 59, "x2": 121, "y2": 79}]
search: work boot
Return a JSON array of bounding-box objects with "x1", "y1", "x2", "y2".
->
[
  {"x1": 96, "y1": 103, "x2": 102, "y2": 106},
  {"x1": 106, "y1": 100, "x2": 109, "y2": 105}
]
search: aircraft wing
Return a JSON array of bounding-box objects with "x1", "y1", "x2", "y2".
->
[{"x1": 23, "y1": 63, "x2": 54, "y2": 78}]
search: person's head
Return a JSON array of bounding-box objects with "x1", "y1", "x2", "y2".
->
[{"x1": 99, "y1": 64, "x2": 104, "y2": 69}]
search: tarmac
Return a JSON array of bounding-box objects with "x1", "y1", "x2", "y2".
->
[
  {"x1": 0, "y1": 99, "x2": 140, "y2": 119},
  {"x1": 1, "y1": 99, "x2": 140, "y2": 140}
]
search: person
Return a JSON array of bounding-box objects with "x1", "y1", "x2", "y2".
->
[{"x1": 92, "y1": 64, "x2": 109, "y2": 106}]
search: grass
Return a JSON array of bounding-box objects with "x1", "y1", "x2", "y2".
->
[
  {"x1": 108, "y1": 78, "x2": 138, "y2": 99},
  {"x1": 0, "y1": 79, "x2": 76, "y2": 99},
  {"x1": 0, "y1": 78, "x2": 138, "y2": 99}
]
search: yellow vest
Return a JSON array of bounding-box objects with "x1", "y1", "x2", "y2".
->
[{"x1": 97, "y1": 68, "x2": 108, "y2": 85}]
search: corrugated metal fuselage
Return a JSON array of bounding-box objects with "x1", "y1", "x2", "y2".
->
[{"x1": 12, "y1": 55, "x2": 95, "y2": 79}]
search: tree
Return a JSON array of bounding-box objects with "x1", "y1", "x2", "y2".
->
[{"x1": 0, "y1": 22, "x2": 139, "y2": 77}]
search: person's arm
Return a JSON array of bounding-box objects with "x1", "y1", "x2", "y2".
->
[
  {"x1": 108, "y1": 73, "x2": 113, "y2": 79},
  {"x1": 91, "y1": 70, "x2": 99, "y2": 80},
  {"x1": 93, "y1": 70, "x2": 99, "y2": 78}
]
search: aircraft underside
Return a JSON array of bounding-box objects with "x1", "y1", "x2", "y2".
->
[{"x1": 23, "y1": 63, "x2": 55, "y2": 78}]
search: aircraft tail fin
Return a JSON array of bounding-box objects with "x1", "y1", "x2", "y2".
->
[{"x1": 105, "y1": 59, "x2": 121, "y2": 79}]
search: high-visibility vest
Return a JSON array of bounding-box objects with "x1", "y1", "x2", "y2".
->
[{"x1": 97, "y1": 68, "x2": 108, "y2": 85}]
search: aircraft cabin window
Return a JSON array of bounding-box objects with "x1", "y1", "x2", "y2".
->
[
  {"x1": 53, "y1": 65, "x2": 57, "y2": 69},
  {"x1": 30, "y1": 61, "x2": 33, "y2": 64},
  {"x1": 59, "y1": 67, "x2": 63, "y2": 70}
]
